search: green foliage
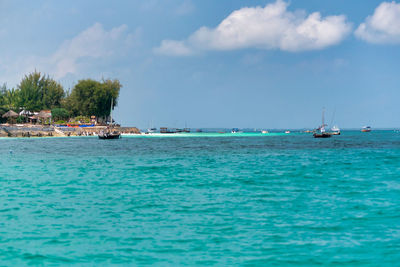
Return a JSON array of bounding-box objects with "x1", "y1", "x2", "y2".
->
[
  {"x1": 18, "y1": 71, "x2": 64, "y2": 111},
  {"x1": 73, "y1": 115, "x2": 90, "y2": 123},
  {"x1": 16, "y1": 115, "x2": 25, "y2": 123},
  {"x1": 0, "y1": 106, "x2": 8, "y2": 123},
  {"x1": 51, "y1": 108, "x2": 69, "y2": 121},
  {"x1": 0, "y1": 85, "x2": 20, "y2": 110},
  {"x1": 0, "y1": 72, "x2": 122, "y2": 124},
  {"x1": 55, "y1": 120, "x2": 66, "y2": 124},
  {"x1": 67, "y1": 79, "x2": 121, "y2": 118}
]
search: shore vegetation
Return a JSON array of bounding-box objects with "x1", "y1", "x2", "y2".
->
[{"x1": 0, "y1": 71, "x2": 121, "y2": 124}]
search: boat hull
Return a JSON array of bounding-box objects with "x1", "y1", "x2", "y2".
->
[
  {"x1": 98, "y1": 133, "x2": 121, "y2": 139},
  {"x1": 313, "y1": 133, "x2": 332, "y2": 138}
]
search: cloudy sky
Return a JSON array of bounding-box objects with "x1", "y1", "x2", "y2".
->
[{"x1": 1, "y1": 0, "x2": 400, "y2": 129}]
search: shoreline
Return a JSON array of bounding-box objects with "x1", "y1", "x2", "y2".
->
[{"x1": 0, "y1": 124, "x2": 140, "y2": 138}]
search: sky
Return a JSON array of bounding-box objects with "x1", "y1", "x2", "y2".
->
[{"x1": 1, "y1": 0, "x2": 400, "y2": 129}]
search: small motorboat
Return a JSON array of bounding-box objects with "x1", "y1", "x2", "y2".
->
[
  {"x1": 331, "y1": 125, "x2": 340, "y2": 135},
  {"x1": 361, "y1": 126, "x2": 371, "y2": 132},
  {"x1": 231, "y1": 128, "x2": 242, "y2": 133}
]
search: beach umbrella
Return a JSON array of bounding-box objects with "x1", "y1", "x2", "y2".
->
[{"x1": 2, "y1": 110, "x2": 18, "y2": 118}]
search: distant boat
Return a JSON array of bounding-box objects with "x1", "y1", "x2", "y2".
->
[
  {"x1": 314, "y1": 108, "x2": 332, "y2": 138},
  {"x1": 99, "y1": 98, "x2": 121, "y2": 140},
  {"x1": 329, "y1": 108, "x2": 340, "y2": 135},
  {"x1": 331, "y1": 125, "x2": 340, "y2": 135},
  {"x1": 361, "y1": 126, "x2": 371, "y2": 132},
  {"x1": 285, "y1": 131, "x2": 290, "y2": 134},
  {"x1": 262, "y1": 130, "x2": 269, "y2": 134},
  {"x1": 160, "y1": 127, "x2": 177, "y2": 134},
  {"x1": 147, "y1": 127, "x2": 157, "y2": 133},
  {"x1": 231, "y1": 128, "x2": 242, "y2": 133},
  {"x1": 147, "y1": 120, "x2": 157, "y2": 133}
]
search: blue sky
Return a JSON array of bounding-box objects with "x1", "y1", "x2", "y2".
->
[{"x1": 1, "y1": 0, "x2": 400, "y2": 129}]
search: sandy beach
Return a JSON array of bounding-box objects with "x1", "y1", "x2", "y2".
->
[{"x1": 0, "y1": 124, "x2": 140, "y2": 137}]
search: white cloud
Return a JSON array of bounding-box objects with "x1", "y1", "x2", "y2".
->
[
  {"x1": 0, "y1": 23, "x2": 135, "y2": 85},
  {"x1": 355, "y1": 1, "x2": 400, "y2": 44},
  {"x1": 154, "y1": 40, "x2": 193, "y2": 56},
  {"x1": 155, "y1": 0, "x2": 351, "y2": 56},
  {"x1": 50, "y1": 23, "x2": 131, "y2": 79}
]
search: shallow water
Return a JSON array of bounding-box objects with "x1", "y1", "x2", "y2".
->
[{"x1": 0, "y1": 131, "x2": 399, "y2": 265}]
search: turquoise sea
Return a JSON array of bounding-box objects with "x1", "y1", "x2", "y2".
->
[{"x1": 1, "y1": 131, "x2": 400, "y2": 265}]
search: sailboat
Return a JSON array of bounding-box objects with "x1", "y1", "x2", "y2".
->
[
  {"x1": 98, "y1": 98, "x2": 121, "y2": 139},
  {"x1": 313, "y1": 108, "x2": 332, "y2": 138}
]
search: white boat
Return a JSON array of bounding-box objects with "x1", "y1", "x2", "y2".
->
[
  {"x1": 147, "y1": 127, "x2": 157, "y2": 133},
  {"x1": 231, "y1": 128, "x2": 242, "y2": 133},
  {"x1": 147, "y1": 120, "x2": 157, "y2": 133},
  {"x1": 331, "y1": 125, "x2": 340, "y2": 135},
  {"x1": 285, "y1": 130, "x2": 290, "y2": 134},
  {"x1": 361, "y1": 126, "x2": 371, "y2": 132},
  {"x1": 261, "y1": 130, "x2": 269, "y2": 134}
]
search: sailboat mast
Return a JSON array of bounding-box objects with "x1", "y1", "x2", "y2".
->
[
  {"x1": 322, "y1": 107, "x2": 325, "y2": 127},
  {"x1": 110, "y1": 98, "x2": 113, "y2": 126}
]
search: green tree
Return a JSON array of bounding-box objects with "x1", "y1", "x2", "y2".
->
[
  {"x1": 18, "y1": 71, "x2": 65, "y2": 111},
  {"x1": 3, "y1": 88, "x2": 20, "y2": 110},
  {"x1": 42, "y1": 79, "x2": 65, "y2": 109},
  {"x1": 51, "y1": 108, "x2": 70, "y2": 121},
  {"x1": 67, "y1": 78, "x2": 121, "y2": 119}
]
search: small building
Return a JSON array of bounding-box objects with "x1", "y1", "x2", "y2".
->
[{"x1": 38, "y1": 110, "x2": 52, "y2": 124}]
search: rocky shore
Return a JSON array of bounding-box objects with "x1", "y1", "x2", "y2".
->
[{"x1": 0, "y1": 125, "x2": 141, "y2": 137}]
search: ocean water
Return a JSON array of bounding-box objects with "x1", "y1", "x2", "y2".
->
[{"x1": 0, "y1": 131, "x2": 400, "y2": 265}]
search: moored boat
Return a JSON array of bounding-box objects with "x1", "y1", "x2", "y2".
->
[
  {"x1": 331, "y1": 125, "x2": 340, "y2": 135},
  {"x1": 314, "y1": 108, "x2": 332, "y2": 138},
  {"x1": 361, "y1": 126, "x2": 371, "y2": 132},
  {"x1": 160, "y1": 127, "x2": 177, "y2": 133},
  {"x1": 98, "y1": 129, "x2": 121, "y2": 139},
  {"x1": 231, "y1": 128, "x2": 242, "y2": 133},
  {"x1": 313, "y1": 132, "x2": 332, "y2": 138},
  {"x1": 99, "y1": 98, "x2": 121, "y2": 139}
]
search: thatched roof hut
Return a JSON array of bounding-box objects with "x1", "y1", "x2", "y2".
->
[{"x1": 2, "y1": 110, "x2": 18, "y2": 118}]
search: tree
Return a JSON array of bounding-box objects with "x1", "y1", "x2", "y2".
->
[
  {"x1": 67, "y1": 78, "x2": 121, "y2": 119},
  {"x1": 51, "y1": 108, "x2": 69, "y2": 121},
  {"x1": 2, "y1": 88, "x2": 20, "y2": 110},
  {"x1": 42, "y1": 79, "x2": 65, "y2": 109},
  {"x1": 18, "y1": 71, "x2": 65, "y2": 111}
]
